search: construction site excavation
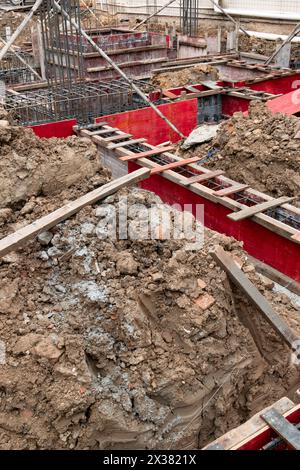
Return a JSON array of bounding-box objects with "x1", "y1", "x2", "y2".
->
[{"x1": 1, "y1": 0, "x2": 300, "y2": 456}]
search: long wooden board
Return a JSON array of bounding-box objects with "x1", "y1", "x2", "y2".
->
[
  {"x1": 181, "y1": 170, "x2": 225, "y2": 186},
  {"x1": 151, "y1": 156, "x2": 200, "y2": 175},
  {"x1": 108, "y1": 138, "x2": 146, "y2": 150},
  {"x1": 228, "y1": 196, "x2": 296, "y2": 221},
  {"x1": 261, "y1": 408, "x2": 300, "y2": 450},
  {"x1": 0, "y1": 168, "x2": 150, "y2": 259},
  {"x1": 119, "y1": 146, "x2": 174, "y2": 162},
  {"x1": 214, "y1": 184, "x2": 249, "y2": 197},
  {"x1": 211, "y1": 247, "x2": 299, "y2": 349}
]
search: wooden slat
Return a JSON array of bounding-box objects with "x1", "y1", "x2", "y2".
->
[
  {"x1": 0, "y1": 168, "x2": 150, "y2": 259},
  {"x1": 102, "y1": 133, "x2": 132, "y2": 143},
  {"x1": 228, "y1": 196, "x2": 296, "y2": 221},
  {"x1": 74, "y1": 122, "x2": 108, "y2": 133},
  {"x1": 119, "y1": 146, "x2": 175, "y2": 162},
  {"x1": 211, "y1": 247, "x2": 299, "y2": 349},
  {"x1": 162, "y1": 89, "x2": 177, "y2": 99},
  {"x1": 261, "y1": 408, "x2": 300, "y2": 450},
  {"x1": 184, "y1": 85, "x2": 200, "y2": 93},
  {"x1": 292, "y1": 232, "x2": 300, "y2": 243},
  {"x1": 108, "y1": 138, "x2": 146, "y2": 150},
  {"x1": 214, "y1": 184, "x2": 249, "y2": 197},
  {"x1": 181, "y1": 170, "x2": 225, "y2": 186},
  {"x1": 89, "y1": 127, "x2": 117, "y2": 136},
  {"x1": 151, "y1": 156, "x2": 200, "y2": 175}
]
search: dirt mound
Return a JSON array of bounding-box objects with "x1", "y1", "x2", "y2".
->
[
  {"x1": 179, "y1": 103, "x2": 300, "y2": 203},
  {"x1": 205, "y1": 102, "x2": 300, "y2": 201},
  {"x1": 152, "y1": 64, "x2": 219, "y2": 89},
  {"x1": 0, "y1": 188, "x2": 299, "y2": 450},
  {"x1": 0, "y1": 11, "x2": 36, "y2": 47},
  {"x1": 0, "y1": 119, "x2": 103, "y2": 210}
]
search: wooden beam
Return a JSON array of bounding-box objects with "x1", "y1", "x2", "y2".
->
[
  {"x1": 102, "y1": 133, "x2": 132, "y2": 143},
  {"x1": 210, "y1": 247, "x2": 299, "y2": 349},
  {"x1": 292, "y1": 232, "x2": 300, "y2": 243},
  {"x1": 162, "y1": 89, "x2": 177, "y2": 99},
  {"x1": 89, "y1": 127, "x2": 117, "y2": 136},
  {"x1": 261, "y1": 408, "x2": 300, "y2": 450},
  {"x1": 119, "y1": 146, "x2": 174, "y2": 162},
  {"x1": 181, "y1": 170, "x2": 225, "y2": 186},
  {"x1": 73, "y1": 122, "x2": 108, "y2": 134},
  {"x1": 108, "y1": 138, "x2": 147, "y2": 150},
  {"x1": 214, "y1": 184, "x2": 249, "y2": 197},
  {"x1": 0, "y1": 168, "x2": 150, "y2": 259},
  {"x1": 151, "y1": 156, "x2": 200, "y2": 175},
  {"x1": 228, "y1": 196, "x2": 296, "y2": 221}
]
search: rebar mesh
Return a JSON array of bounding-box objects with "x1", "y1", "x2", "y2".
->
[
  {"x1": 4, "y1": 78, "x2": 162, "y2": 126},
  {"x1": 0, "y1": 51, "x2": 39, "y2": 85}
]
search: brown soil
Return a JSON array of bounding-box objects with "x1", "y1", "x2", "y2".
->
[
  {"x1": 152, "y1": 64, "x2": 219, "y2": 89},
  {"x1": 182, "y1": 102, "x2": 300, "y2": 203},
  {"x1": 0, "y1": 183, "x2": 299, "y2": 449},
  {"x1": 0, "y1": 11, "x2": 36, "y2": 48},
  {"x1": 0, "y1": 117, "x2": 105, "y2": 210}
]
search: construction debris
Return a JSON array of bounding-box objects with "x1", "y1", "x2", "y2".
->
[{"x1": 0, "y1": 176, "x2": 300, "y2": 448}]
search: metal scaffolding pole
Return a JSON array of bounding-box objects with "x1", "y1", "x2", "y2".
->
[{"x1": 52, "y1": 0, "x2": 185, "y2": 139}]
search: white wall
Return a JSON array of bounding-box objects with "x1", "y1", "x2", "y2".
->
[{"x1": 98, "y1": 0, "x2": 300, "y2": 20}]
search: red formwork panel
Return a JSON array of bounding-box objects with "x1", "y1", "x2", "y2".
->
[
  {"x1": 95, "y1": 99, "x2": 198, "y2": 145},
  {"x1": 30, "y1": 119, "x2": 77, "y2": 138},
  {"x1": 129, "y1": 163, "x2": 300, "y2": 282},
  {"x1": 222, "y1": 95, "x2": 250, "y2": 115},
  {"x1": 267, "y1": 88, "x2": 300, "y2": 115},
  {"x1": 248, "y1": 74, "x2": 300, "y2": 95}
]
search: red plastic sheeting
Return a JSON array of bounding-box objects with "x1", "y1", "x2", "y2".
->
[
  {"x1": 128, "y1": 162, "x2": 300, "y2": 282},
  {"x1": 267, "y1": 88, "x2": 300, "y2": 115},
  {"x1": 95, "y1": 99, "x2": 198, "y2": 145},
  {"x1": 30, "y1": 119, "x2": 77, "y2": 138}
]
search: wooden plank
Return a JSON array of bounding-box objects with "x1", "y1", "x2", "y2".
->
[
  {"x1": 119, "y1": 146, "x2": 175, "y2": 162},
  {"x1": 210, "y1": 247, "x2": 299, "y2": 349},
  {"x1": 203, "y1": 398, "x2": 297, "y2": 450},
  {"x1": 228, "y1": 196, "x2": 296, "y2": 221},
  {"x1": 292, "y1": 232, "x2": 300, "y2": 243},
  {"x1": 261, "y1": 408, "x2": 300, "y2": 450},
  {"x1": 162, "y1": 89, "x2": 177, "y2": 99},
  {"x1": 181, "y1": 170, "x2": 225, "y2": 186},
  {"x1": 151, "y1": 156, "x2": 200, "y2": 175},
  {"x1": 89, "y1": 127, "x2": 117, "y2": 136},
  {"x1": 214, "y1": 184, "x2": 249, "y2": 197},
  {"x1": 184, "y1": 85, "x2": 201, "y2": 93},
  {"x1": 108, "y1": 138, "x2": 147, "y2": 150},
  {"x1": 74, "y1": 122, "x2": 108, "y2": 133},
  {"x1": 0, "y1": 168, "x2": 150, "y2": 259},
  {"x1": 102, "y1": 133, "x2": 132, "y2": 143}
]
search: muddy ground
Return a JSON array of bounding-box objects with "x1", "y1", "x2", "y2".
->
[
  {"x1": 181, "y1": 102, "x2": 300, "y2": 203},
  {"x1": 0, "y1": 113, "x2": 109, "y2": 210},
  {"x1": 0, "y1": 182, "x2": 300, "y2": 449}
]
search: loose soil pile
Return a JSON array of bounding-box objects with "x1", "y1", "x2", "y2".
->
[
  {"x1": 0, "y1": 115, "x2": 104, "y2": 210},
  {"x1": 0, "y1": 184, "x2": 299, "y2": 449},
  {"x1": 0, "y1": 11, "x2": 36, "y2": 47},
  {"x1": 182, "y1": 102, "x2": 300, "y2": 202},
  {"x1": 152, "y1": 64, "x2": 219, "y2": 89}
]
